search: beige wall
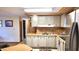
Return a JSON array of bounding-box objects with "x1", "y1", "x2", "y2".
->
[
  {"x1": 0, "y1": 16, "x2": 20, "y2": 42},
  {"x1": 36, "y1": 27, "x2": 70, "y2": 35}
]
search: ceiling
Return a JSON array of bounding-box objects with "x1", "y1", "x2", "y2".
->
[
  {"x1": 0, "y1": 7, "x2": 25, "y2": 16},
  {"x1": 25, "y1": 7, "x2": 75, "y2": 16},
  {"x1": 0, "y1": 7, "x2": 75, "y2": 16}
]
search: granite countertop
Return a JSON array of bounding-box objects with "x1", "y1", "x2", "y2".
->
[
  {"x1": 58, "y1": 35, "x2": 70, "y2": 37},
  {"x1": 26, "y1": 33, "x2": 70, "y2": 37}
]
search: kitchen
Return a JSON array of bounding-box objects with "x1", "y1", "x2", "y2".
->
[
  {"x1": 0, "y1": 7, "x2": 79, "y2": 51},
  {"x1": 26, "y1": 7, "x2": 75, "y2": 51},
  {"x1": 0, "y1": 1, "x2": 79, "y2": 59}
]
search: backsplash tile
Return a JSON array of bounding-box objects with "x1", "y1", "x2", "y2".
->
[{"x1": 36, "y1": 27, "x2": 70, "y2": 35}]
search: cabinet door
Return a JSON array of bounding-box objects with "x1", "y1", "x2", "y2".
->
[
  {"x1": 65, "y1": 37, "x2": 70, "y2": 50},
  {"x1": 38, "y1": 16, "x2": 53, "y2": 26},
  {"x1": 38, "y1": 36, "x2": 46, "y2": 47},
  {"x1": 47, "y1": 36, "x2": 56, "y2": 48},
  {"x1": 53, "y1": 16, "x2": 61, "y2": 26},
  {"x1": 38, "y1": 16, "x2": 60, "y2": 27},
  {"x1": 45, "y1": 16, "x2": 54, "y2": 25},
  {"x1": 26, "y1": 36, "x2": 32, "y2": 47},
  {"x1": 61, "y1": 16, "x2": 66, "y2": 27},
  {"x1": 32, "y1": 36, "x2": 39, "y2": 47},
  {"x1": 38, "y1": 16, "x2": 47, "y2": 25},
  {"x1": 31, "y1": 16, "x2": 38, "y2": 27}
]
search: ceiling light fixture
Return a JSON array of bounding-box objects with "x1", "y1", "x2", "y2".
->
[{"x1": 24, "y1": 7, "x2": 61, "y2": 13}]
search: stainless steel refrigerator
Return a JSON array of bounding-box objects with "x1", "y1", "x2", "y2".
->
[
  {"x1": 69, "y1": 9, "x2": 79, "y2": 51},
  {"x1": 69, "y1": 22, "x2": 79, "y2": 51}
]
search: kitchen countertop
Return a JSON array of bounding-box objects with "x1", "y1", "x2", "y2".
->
[
  {"x1": 26, "y1": 34, "x2": 70, "y2": 37},
  {"x1": 58, "y1": 35, "x2": 70, "y2": 37}
]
